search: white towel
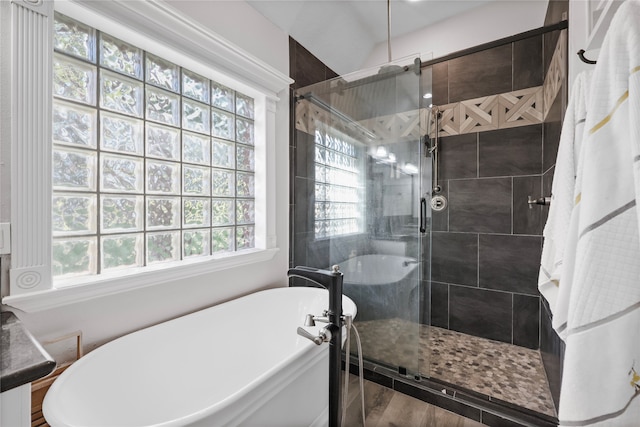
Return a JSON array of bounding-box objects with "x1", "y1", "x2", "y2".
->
[
  {"x1": 538, "y1": 69, "x2": 592, "y2": 325},
  {"x1": 554, "y1": 1, "x2": 640, "y2": 425}
]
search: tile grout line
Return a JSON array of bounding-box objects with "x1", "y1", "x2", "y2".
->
[
  {"x1": 477, "y1": 233, "x2": 480, "y2": 287},
  {"x1": 511, "y1": 293, "x2": 515, "y2": 345},
  {"x1": 445, "y1": 282, "x2": 541, "y2": 298},
  {"x1": 445, "y1": 178, "x2": 450, "y2": 233},
  {"x1": 476, "y1": 132, "x2": 480, "y2": 179},
  {"x1": 511, "y1": 176, "x2": 515, "y2": 235},
  {"x1": 432, "y1": 230, "x2": 544, "y2": 238},
  {"x1": 447, "y1": 282, "x2": 450, "y2": 330},
  {"x1": 511, "y1": 40, "x2": 515, "y2": 94},
  {"x1": 538, "y1": 297, "x2": 543, "y2": 356},
  {"x1": 448, "y1": 173, "x2": 543, "y2": 181}
]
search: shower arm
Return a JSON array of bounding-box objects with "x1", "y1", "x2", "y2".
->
[
  {"x1": 429, "y1": 106, "x2": 442, "y2": 194},
  {"x1": 387, "y1": 0, "x2": 392, "y2": 62}
]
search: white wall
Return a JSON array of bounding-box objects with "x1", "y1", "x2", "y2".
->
[
  {"x1": 568, "y1": 0, "x2": 594, "y2": 94},
  {"x1": 0, "y1": 1, "x2": 10, "y2": 224},
  {"x1": 568, "y1": 0, "x2": 626, "y2": 94},
  {"x1": 1, "y1": 0, "x2": 291, "y2": 361},
  {"x1": 362, "y1": 0, "x2": 548, "y2": 69},
  {"x1": 165, "y1": 0, "x2": 289, "y2": 76}
]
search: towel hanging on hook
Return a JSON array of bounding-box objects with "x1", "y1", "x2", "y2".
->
[{"x1": 577, "y1": 49, "x2": 597, "y2": 64}]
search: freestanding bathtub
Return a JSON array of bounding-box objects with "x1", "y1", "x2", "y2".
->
[
  {"x1": 43, "y1": 287, "x2": 356, "y2": 427},
  {"x1": 338, "y1": 254, "x2": 419, "y2": 321}
]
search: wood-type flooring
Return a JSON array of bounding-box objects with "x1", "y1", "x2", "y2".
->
[{"x1": 342, "y1": 374, "x2": 487, "y2": 427}]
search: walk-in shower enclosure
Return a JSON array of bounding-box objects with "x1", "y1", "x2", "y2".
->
[{"x1": 291, "y1": 57, "x2": 431, "y2": 377}]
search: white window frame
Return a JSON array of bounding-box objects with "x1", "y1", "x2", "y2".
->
[{"x1": 2, "y1": 0, "x2": 292, "y2": 312}]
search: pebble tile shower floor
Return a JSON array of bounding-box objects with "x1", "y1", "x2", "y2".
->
[{"x1": 352, "y1": 318, "x2": 557, "y2": 418}]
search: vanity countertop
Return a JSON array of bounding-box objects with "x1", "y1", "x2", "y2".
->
[{"x1": 1, "y1": 311, "x2": 56, "y2": 393}]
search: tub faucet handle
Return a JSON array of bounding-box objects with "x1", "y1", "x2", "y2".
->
[
  {"x1": 304, "y1": 313, "x2": 329, "y2": 326},
  {"x1": 297, "y1": 326, "x2": 332, "y2": 346},
  {"x1": 304, "y1": 314, "x2": 316, "y2": 327}
]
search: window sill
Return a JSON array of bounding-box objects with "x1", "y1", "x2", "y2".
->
[{"x1": 2, "y1": 248, "x2": 279, "y2": 313}]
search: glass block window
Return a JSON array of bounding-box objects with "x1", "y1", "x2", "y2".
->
[
  {"x1": 314, "y1": 130, "x2": 363, "y2": 239},
  {"x1": 52, "y1": 13, "x2": 256, "y2": 280}
]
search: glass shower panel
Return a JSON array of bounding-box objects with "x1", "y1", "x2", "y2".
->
[{"x1": 294, "y1": 57, "x2": 427, "y2": 377}]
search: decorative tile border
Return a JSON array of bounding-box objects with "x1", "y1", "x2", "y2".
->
[
  {"x1": 294, "y1": 98, "x2": 381, "y2": 141},
  {"x1": 430, "y1": 86, "x2": 544, "y2": 137},
  {"x1": 543, "y1": 29, "x2": 567, "y2": 119},
  {"x1": 430, "y1": 29, "x2": 565, "y2": 138},
  {"x1": 358, "y1": 109, "x2": 423, "y2": 141},
  {"x1": 294, "y1": 29, "x2": 566, "y2": 141},
  {"x1": 296, "y1": 86, "x2": 547, "y2": 142}
]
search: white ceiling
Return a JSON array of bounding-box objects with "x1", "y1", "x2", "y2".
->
[{"x1": 246, "y1": 0, "x2": 498, "y2": 74}]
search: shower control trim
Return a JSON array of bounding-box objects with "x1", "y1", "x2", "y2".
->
[
  {"x1": 527, "y1": 195, "x2": 551, "y2": 209},
  {"x1": 431, "y1": 195, "x2": 447, "y2": 212}
]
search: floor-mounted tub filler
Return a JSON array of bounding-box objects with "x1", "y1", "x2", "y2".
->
[{"x1": 43, "y1": 287, "x2": 356, "y2": 427}]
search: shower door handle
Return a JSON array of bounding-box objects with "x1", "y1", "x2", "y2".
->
[{"x1": 420, "y1": 198, "x2": 427, "y2": 233}]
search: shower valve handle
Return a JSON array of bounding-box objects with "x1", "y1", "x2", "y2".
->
[
  {"x1": 297, "y1": 326, "x2": 332, "y2": 345},
  {"x1": 527, "y1": 195, "x2": 551, "y2": 209}
]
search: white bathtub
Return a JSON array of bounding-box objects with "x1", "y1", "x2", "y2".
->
[
  {"x1": 339, "y1": 254, "x2": 418, "y2": 285},
  {"x1": 338, "y1": 254, "x2": 419, "y2": 321},
  {"x1": 43, "y1": 287, "x2": 356, "y2": 427}
]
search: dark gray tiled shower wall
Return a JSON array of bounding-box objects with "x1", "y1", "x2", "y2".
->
[
  {"x1": 289, "y1": 38, "x2": 338, "y2": 91},
  {"x1": 290, "y1": 32, "x2": 564, "y2": 349},
  {"x1": 289, "y1": 38, "x2": 339, "y2": 277},
  {"x1": 289, "y1": 24, "x2": 567, "y2": 407},
  {"x1": 541, "y1": 0, "x2": 569, "y2": 409},
  {"x1": 425, "y1": 32, "x2": 555, "y2": 351},
  {"x1": 424, "y1": 24, "x2": 568, "y2": 410},
  {"x1": 540, "y1": 70, "x2": 567, "y2": 412}
]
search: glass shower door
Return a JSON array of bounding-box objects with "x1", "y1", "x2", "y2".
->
[{"x1": 293, "y1": 57, "x2": 426, "y2": 377}]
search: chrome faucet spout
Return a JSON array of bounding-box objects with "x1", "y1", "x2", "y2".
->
[{"x1": 402, "y1": 260, "x2": 419, "y2": 267}]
